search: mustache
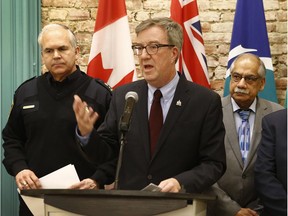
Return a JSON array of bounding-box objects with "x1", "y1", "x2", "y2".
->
[{"x1": 234, "y1": 87, "x2": 249, "y2": 94}]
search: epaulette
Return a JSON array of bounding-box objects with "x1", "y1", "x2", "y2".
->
[
  {"x1": 15, "y1": 76, "x2": 37, "y2": 92},
  {"x1": 84, "y1": 78, "x2": 112, "y2": 100},
  {"x1": 94, "y1": 78, "x2": 113, "y2": 93},
  {"x1": 15, "y1": 76, "x2": 38, "y2": 105}
]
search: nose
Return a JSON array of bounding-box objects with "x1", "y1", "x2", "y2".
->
[
  {"x1": 237, "y1": 77, "x2": 247, "y2": 87},
  {"x1": 139, "y1": 48, "x2": 150, "y2": 58},
  {"x1": 53, "y1": 50, "x2": 61, "y2": 58}
]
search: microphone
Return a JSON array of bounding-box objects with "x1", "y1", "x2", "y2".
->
[
  {"x1": 119, "y1": 91, "x2": 138, "y2": 132},
  {"x1": 115, "y1": 91, "x2": 138, "y2": 190}
]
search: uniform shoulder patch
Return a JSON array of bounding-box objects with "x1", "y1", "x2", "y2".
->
[
  {"x1": 94, "y1": 78, "x2": 113, "y2": 93},
  {"x1": 16, "y1": 76, "x2": 37, "y2": 92},
  {"x1": 14, "y1": 76, "x2": 38, "y2": 105}
]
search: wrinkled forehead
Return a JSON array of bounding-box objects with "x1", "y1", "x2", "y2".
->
[
  {"x1": 232, "y1": 58, "x2": 260, "y2": 75},
  {"x1": 135, "y1": 26, "x2": 168, "y2": 44},
  {"x1": 42, "y1": 30, "x2": 72, "y2": 48}
]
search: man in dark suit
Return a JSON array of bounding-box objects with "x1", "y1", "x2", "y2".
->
[
  {"x1": 255, "y1": 109, "x2": 287, "y2": 216},
  {"x1": 207, "y1": 53, "x2": 283, "y2": 216},
  {"x1": 72, "y1": 17, "x2": 226, "y2": 193}
]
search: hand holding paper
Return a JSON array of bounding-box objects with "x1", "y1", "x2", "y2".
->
[
  {"x1": 20, "y1": 164, "x2": 80, "y2": 216},
  {"x1": 39, "y1": 164, "x2": 80, "y2": 189}
]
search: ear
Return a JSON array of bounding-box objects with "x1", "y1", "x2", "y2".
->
[
  {"x1": 171, "y1": 46, "x2": 179, "y2": 64},
  {"x1": 75, "y1": 46, "x2": 80, "y2": 59},
  {"x1": 259, "y1": 78, "x2": 266, "y2": 91},
  {"x1": 41, "y1": 53, "x2": 45, "y2": 64}
]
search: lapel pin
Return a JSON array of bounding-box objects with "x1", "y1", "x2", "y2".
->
[{"x1": 176, "y1": 100, "x2": 182, "y2": 106}]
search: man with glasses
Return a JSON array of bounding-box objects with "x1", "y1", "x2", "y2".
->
[
  {"x1": 207, "y1": 53, "x2": 283, "y2": 216},
  {"x1": 73, "y1": 17, "x2": 226, "y2": 193}
]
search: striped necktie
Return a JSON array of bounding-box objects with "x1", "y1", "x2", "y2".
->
[{"x1": 237, "y1": 109, "x2": 251, "y2": 164}]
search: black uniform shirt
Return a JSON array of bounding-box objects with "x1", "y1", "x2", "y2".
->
[{"x1": 2, "y1": 67, "x2": 112, "y2": 180}]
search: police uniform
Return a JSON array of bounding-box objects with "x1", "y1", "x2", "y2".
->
[{"x1": 2, "y1": 66, "x2": 112, "y2": 215}]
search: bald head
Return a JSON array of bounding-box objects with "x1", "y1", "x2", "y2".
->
[{"x1": 230, "y1": 53, "x2": 266, "y2": 78}]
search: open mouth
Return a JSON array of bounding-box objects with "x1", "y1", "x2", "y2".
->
[{"x1": 144, "y1": 64, "x2": 153, "y2": 70}]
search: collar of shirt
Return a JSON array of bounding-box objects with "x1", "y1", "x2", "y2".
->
[
  {"x1": 231, "y1": 97, "x2": 257, "y2": 113},
  {"x1": 47, "y1": 65, "x2": 81, "y2": 90},
  {"x1": 231, "y1": 97, "x2": 257, "y2": 139},
  {"x1": 147, "y1": 73, "x2": 179, "y2": 121}
]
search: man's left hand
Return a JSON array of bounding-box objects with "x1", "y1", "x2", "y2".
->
[
  {"x1": 73, "y1": 95, "x2": 99, "y2": 136},
  {"x1": 158, "y1": 178, "x2": 181, "y2": 192}
]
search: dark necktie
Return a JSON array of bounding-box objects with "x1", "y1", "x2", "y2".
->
[
  {"x1": 149, "y1": 90, "x2": 163, "y2": 156},
  {"x1": 237, "y1": 109, "x2": 251, "y2": 164}
]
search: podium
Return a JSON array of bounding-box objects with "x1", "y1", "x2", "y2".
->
[{"x1": 21, "y1": 189, "x2": 215, "y2": 216}]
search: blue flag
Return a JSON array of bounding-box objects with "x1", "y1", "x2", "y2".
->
[{"x1": 223, "y1": 0, "x2": 278, "y2": 103}]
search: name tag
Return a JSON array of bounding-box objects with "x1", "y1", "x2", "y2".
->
[{"x1": 23, "y1": 105, "x2": 35, "y2": 109}]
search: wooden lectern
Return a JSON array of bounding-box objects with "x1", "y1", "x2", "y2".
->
[{"x1": 21, "y1": 189, "x2": 215, "y2": 216}]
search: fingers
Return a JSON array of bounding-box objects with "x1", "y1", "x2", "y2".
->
[
  {"x1": 73, "y1": 95, "x2": 99, "y2": 136},
  {"x1": 20, "y1": 181, "x2": 28, "y2": 189},
  {"x1": 70, "y1": 182, "x2": 81, "y2": 189},
  {"x1": 70, "y1": 179, "x2": 98, "y2": 190},
  {"x1": 16, "y1": 169, "x2": 41, "y2": 190},
  {"x1": 158, "y1": 178, "x2": 181, "y2": 193},
  {"x1": 237, "y1": 208, "x2": 259, "y2": 216},
  {"x1": 73, "y1": 95, "x2": 87, "y2": 117},
  {"x1": 73, "y1": 95, "x2": 91, "y2": 121}
]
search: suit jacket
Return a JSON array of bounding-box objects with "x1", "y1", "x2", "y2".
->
[
  {"x1": 207, "y1": 95, "x2": 283, "y2": 216},
  {"x1": 255, "y1": 109, "x2": 287, "y2": 216},
  {"x1": 88, "y1": 74, "x2": 226, "y2": 193}
]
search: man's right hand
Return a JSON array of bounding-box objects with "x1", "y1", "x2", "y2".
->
[{"x1": 15, "y1": 169, "x2": 41, "y2": 190}]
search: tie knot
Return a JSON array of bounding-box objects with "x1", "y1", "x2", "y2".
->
[
  {"x1": 237, "y1": 109, "x2": 250, "y2": 121},
  {"x1": 153, "y1": 89, "x2": 162, "y2": 102}
]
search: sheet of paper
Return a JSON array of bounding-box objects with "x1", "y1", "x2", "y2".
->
[
  {"x1": 39, "y1": 164, "x2": 80, "y2": 189},
  {"x1": 19, "y1": 164, "x2": 80, "y2": 215},
  {"x1": 142, "y1": 183, "x2": 162, "y2": 192}
]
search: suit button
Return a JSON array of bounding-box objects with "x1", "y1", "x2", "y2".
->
[
  {"x1": 147, "y1": 174, "x2": 152, "y2": 180},
  {"x1": 242, "y1": 174, "x2": 246, "y2": 179}
]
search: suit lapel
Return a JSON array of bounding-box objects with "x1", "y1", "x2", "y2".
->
[
  {"x1": 222, "y1": 96, "x2": 244, "y2": 168},
  {"x1": 244, "y1": 98, "x2": 268, "y2": 170},
  {"x1": 135, "y1": 82, "x2": 151, "y2": 162},
  {"x1": 150, "y1": 75, "x2": 188, "y2": 161}
]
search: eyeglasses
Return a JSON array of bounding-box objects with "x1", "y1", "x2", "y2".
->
[
  {"x1": 231, "y1": 72, "x2": 261, "y2": 84},
  {"x1": 131, "y1": 43, "x2": 175, "y2": 56}
]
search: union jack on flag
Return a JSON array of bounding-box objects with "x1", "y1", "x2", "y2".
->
[{"x1": 170, "y1": 0, "x2": 210, "y2": 88}]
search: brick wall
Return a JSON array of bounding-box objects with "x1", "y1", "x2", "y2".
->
[{"x1": 41, "y1": 0, "x2": 287, "y2": 105}]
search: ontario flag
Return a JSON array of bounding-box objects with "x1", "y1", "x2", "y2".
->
[
  {"x1": 87, "y1": 0, "x2": 136, "y2": 89},
  {"x1": 170, "y1": 0, "x2": 210, "y2": 88},
  {"x1": 223, "y1": 0, "x2": 278, "y2": 102}
]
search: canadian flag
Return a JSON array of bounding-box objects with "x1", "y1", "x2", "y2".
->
[{"x1": 87, "y1": 0, "x2": 136, "y2": 89}]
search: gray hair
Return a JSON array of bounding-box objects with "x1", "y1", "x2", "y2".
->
[
  {"x1": 230, "y1": 53, "x2": 266, "y2": 78},
  {"x1": 135, "y1": 17, "x2": 183, "y2": 61},
  {"x1": 38, "y1": 23, "x2": 77, "y2": 49}
]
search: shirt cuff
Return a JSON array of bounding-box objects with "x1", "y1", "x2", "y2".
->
[{"x1": 75, "y1": 126, "x2": 91, "y2": 146}]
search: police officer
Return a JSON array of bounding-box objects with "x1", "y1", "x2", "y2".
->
[{"x1": 2, "y1": 23, "x2": 112, "y2": 215}]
